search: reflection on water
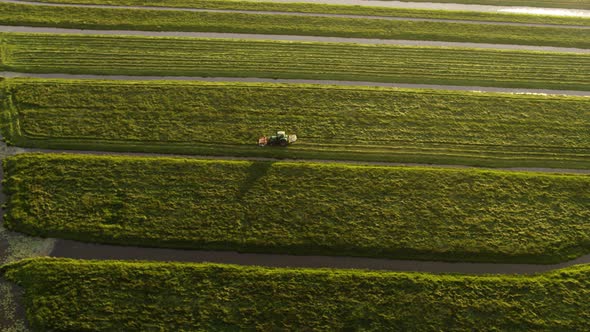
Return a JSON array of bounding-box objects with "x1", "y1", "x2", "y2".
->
[{"x1": 499, "y1": 8, "x2": 590, "y2": 18}]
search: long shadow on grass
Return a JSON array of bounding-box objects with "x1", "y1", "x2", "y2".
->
[{"x1": 237, "y1": 161, "x2": 273, "y2": 199}]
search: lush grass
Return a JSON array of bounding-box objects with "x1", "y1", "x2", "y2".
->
[
  {"x1": 3, "y1": 3, "x2": 590, "y2": 49},
  {"x1": 2, "y1": 78, "x2": 590, "y2": 169},
  {"x1": 4, "y1": 153, "x2": 590, "y2": 263},
  {"x1": 1, "y1": 33, "x2": 589, "y2": 92},
  {"x1": 30, "y1": 0, "x2": 590, "y2": 23},
  {"x1": 381, "y1": 0, "x2": 590, "y2": 10},
  {"x1": 3, "y1": 258, "x2": 590, "y2": 331}
]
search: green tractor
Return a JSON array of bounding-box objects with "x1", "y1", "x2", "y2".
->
[{"x1": 258, "y1": 131, "x2": 297, "y2": 147}]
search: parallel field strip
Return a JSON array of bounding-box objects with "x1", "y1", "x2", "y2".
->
[
  {"x1": 1, "y1": 34, "x2": 589, "y2": 91},
  {"x1": 2, "y1": 78, "x2": 589, "y2": 169},
  {"x1": 1, "y1": 0, "x2": 590, "y2": 52}
]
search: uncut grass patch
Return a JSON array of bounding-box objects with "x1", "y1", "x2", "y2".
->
[
  {"x1": 1, "y1": 3, "x2": 589, "y2": 49},
  {"x1": 378, "y1": 0, "x2": 590, "y2": 10},
  {"x1": 29, "y1": 0, "x2": 590, "y2": 23},
  {"x1": 0, "y1": 33, "x2": 589, "y2": 91},
  {"x1": 3, "y1": 258, "x2": 590, "y2": 331},
  {"x1": 4, "y1": 153, "x2": 590, "y2": 263},
  {"x1": 2, "y1": 78, "x2": 590, "y2": 169}
]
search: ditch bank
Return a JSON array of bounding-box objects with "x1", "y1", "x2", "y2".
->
[{"x1": 50, "y1": 239, "x2": 590, "y2": 275}]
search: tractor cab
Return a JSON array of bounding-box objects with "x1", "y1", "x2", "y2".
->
[{"x1": 258, "y1": 131, "x2": 297, "y2": 147}]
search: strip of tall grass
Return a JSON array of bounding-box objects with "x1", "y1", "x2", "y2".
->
[
  {"x1": 1, "y1": 3, "x2": 589, "y2": 49},
  {"x1": 30, "y1": 0, "x2": 590, "y2": 22},
  {"x1": 3, "y1": 258, "x2": 590, "y2": 331},
  {"x1": 4, "y1": 153, "x2": 590, "y2": 263},
  {"x1": 378, "y1": 0, "x2": 590, "y2": 10},
  {"x1": 2, "y1": 79, "x2": 589, "y2": 169},
  {"x1": 1, "y1": 33, "x2": 589, "y2": 91}
]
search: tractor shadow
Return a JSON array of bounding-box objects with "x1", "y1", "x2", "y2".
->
[{"x1": 237, "y1": 161, "x2": 274, "y2": 199}]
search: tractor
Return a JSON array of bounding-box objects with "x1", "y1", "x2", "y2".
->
[{"x1": 258, "y1": 131, "x2": 297, "y2": 147}]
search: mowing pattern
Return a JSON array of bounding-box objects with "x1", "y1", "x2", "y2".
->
[
  {"x1": 4, "y1": 154, "x2": 590, "y2": 263},
  {"x1": 378, "y1": 0, "x2": 590, "y2": 10},
  {"x1": 30, "y1": 0, "x2": 590, "y2": 13},
  {"x1": 1, "y1": 33, "x2": 589, "y2": 90},
  {"x1": 3, "y1": 258, "x2": 590, "y2": 331},
  {"x1": 2, "y1": 3, "x2": 590, "y2": 48},
  {"x1": 3, "y1": 79, "x2": 590, "y2": 168}
]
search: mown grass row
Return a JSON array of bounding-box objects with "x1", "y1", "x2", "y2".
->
[
  {"x1": 3, "y1": 3, "x2": 590, "y2": 49},
  {"x1": 1, "y1": 33, "x2": 589, "y2": 91},
  {"x1": 3, "y1": 258, "x2": 590, "y2": 331},
  {"x1": 4, "y1": 153, "x2": 590, "y2": 263},
  {"x1": 379, "y1": 0, "x2": 590, "y2": 10},
  {"x1": 2, "y1": 78, "x2": 590, "y2": 169},
  {"x1": 31, "y1": 0, "x2": 590, "y2": 20}
]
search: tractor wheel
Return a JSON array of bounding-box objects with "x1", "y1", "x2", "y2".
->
[{"x1": 279, "y1": 139, "x2": 288, "y2": 147}]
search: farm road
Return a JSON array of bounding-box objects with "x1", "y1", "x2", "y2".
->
[
  {"x1": 3, "y1": 71, "x2": 590, "y2": 97},
  {"x1": 3, "y1": 0, "x2": 589, "y2": 29},
  {"x1": 2, "y1": 25, "x2": 588, "y2": 53}
]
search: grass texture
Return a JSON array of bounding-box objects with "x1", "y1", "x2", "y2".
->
[
  {"x1": 379, "y1": 0, "x2": 590, "y2": 10},
  {"x1": 0, "y1": 33, "x2": 589, "y2": 90},
  {"x1": 29, "y1": 0, "x2": 590, "y2": 21},
  {"x1": 2, "y1": 78, "x2": 589, "y2": 169},
  {"x1": 3, "y1": 258, "x2": 590, "y2": 331},
  {"x1": 4, "y1": 153, "x2": 590, "y2": 264},
  {"x1": 1, "y1": 3, "x2": 589, "y2": 49}
]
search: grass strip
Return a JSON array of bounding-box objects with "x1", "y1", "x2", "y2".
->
[
  {"x1": 1, "y1": 33, "x2": 589, "y2": 91},
  {"x1": 4, "y1": 153, "x2": 590, "y2": 263},
  {"x1": 29, "y1": 0, "x2": 590, "y2": 24},
  {"x1": 3, "y1": 258, "x2": 590, "y2": 331},
  {"x1": 2, "y1": 78, "x2": 590, "y2": 169},
  {"x1": 2, "y1": 3, "x2": 589, "y2": 49},
  {"x1": 378, "y1": 0, "x2": 590, "y2": 10}
]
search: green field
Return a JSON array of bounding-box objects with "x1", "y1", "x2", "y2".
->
[
  {"x1": 383, "y1": 0, "x2": 590, "y2": 10},
  {"x1": 3, "y1": 258, "x2": 590, "y2": 331},
  {"x1": 3, "y1": 3, "x2": 590, "y2": 48},
  {"x1": 4, "y1": 153, "x2": 590, "y2": 263},
  {"x1": 1, "y1": 33, "x2": 589, "y2": 91},
  {"x1": 31, "y1": 0, "x2": 590, "y2": 18},
  {"x1": 2, "y1": 79, "x2": 590, "y2": 168}
]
